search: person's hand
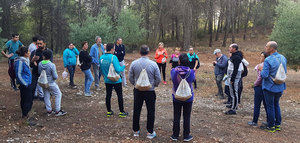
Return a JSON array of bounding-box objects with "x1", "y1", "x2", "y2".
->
[
  {"x1": 34, "y1": 62, "x2": 37, "y2": 66},
  {"x1": 32, "y1": 55, "x2": 40, "y2": 61},
  {"x1": 193, "y1": 68, "x2": 197, "y2": 71},
  {"x1": 7, "y1": 53, "x2": 14, "y2": 58},
  {"x1": 258, "y1": 64, "x2": 264, "y2": 71},
  {"x1": 213, "y1": 61, "x2": 217, "y2": 66}
]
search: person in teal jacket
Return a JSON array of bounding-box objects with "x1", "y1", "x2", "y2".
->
[
  {"x1": 100, "y1": 43, "x2": 128, "y2": 118},
  {"x1": 63, "y1": 43, "x2": 79, "y2": 87}
]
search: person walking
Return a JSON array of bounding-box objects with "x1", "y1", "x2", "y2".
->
[
  {"x1": 170, "y1": 53, "x2": 195, "y2": 142},
  {"x1": 260, "y1": 41, "x2": 287, "y2": 132},
  {"x1": 63, "y1": 43, "x2": 79, "y2": 88},
  {"x1": 90, "y1": 36, "x2": 105, "y2": 90},
  {"x1": 129, "y1": 45, "x2": 161, "y2": 139},
  {"x1": 248, "y1": 52, "x2": 269, "y2": 126},
  {"x1": 114, "y1": 38, "x2": 127, "y2": 87},
  {"x1": 213, "y1": 49, "x2": 228, "y2": 99},
  {"x1": 1, "y1": 33, "x2": 23, "y2": 91},
  {"x1": 100, "y1": 43, "x2": 128, "y2": 118},
  {"x1": 155, "y1": 42, "x2": 168, "y2": 85},
  {"x1": 79, "y1": 41, "x2": 94, "y2": 97}
]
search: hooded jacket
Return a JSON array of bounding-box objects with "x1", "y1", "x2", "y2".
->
[
  {"x1": 171, "y1": 66, "x2": 195, "y2": 103},
  {"x1": 227, "y1": 51, "x2": 243, "y2": 82},
  {"x1": 63, "y1": 47, "x2": 79, "y2": 67},
  {"x1": 38, "y1": 60, "x2": 58, "y2": 84},
  {"x1": 14, "y1": 57, "x2": 31, "y2": 86}
]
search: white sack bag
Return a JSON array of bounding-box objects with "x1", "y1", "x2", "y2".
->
[
  {"x1": 62, "y1": 70, "x2": 68, "y2": 79},
  {"x1": 272, "y1": 57, "x2": 286, "y2": 84},
  {"x1": 107, "y1": 56, "x2": 120, "y2": 82},
  {"x1": 38, "y1": 70, "x2": 49, "y2": 88},
  {"x1": 76, "y1": 57, "x2": 81, "y2": 66},
  {"x1": 175, "y1": 71, "x2": 192, "y2": 101},
  {"x1": 135, "y1": 68, "x2": 152, "y2": 91}
]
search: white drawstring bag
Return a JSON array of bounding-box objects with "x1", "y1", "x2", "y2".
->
[
  {"x1": 76, "y1": 57, "x2": 81, "y2": 66},
  {"x1": 272, "y1": 56, "x2": 286, "y2": 84},
  {"x1": 175, "y1": 71, "x2": 192, "y2": 101},
  {"x1": 38, "y1": 70, "x2": 49, "y2": 88},
  {"x1": 107, "y1": 56, "x2": 120, "y2": 82},
  {"x1": 135, "y1": 66, "x2": 152, "y2": 91},
  {"x1": 62, "y1": 71, "x2": 68, "y2": 79}
]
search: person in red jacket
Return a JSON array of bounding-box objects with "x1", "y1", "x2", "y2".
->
[{"x1": 155, "y1": 42, "x2": 168, "y2": 84}]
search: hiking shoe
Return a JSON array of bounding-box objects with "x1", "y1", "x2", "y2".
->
[
  {"x1": 226, "y1": 104, "x2": 232, "y2": 108},
  {"x1": 264, "y1": 126, "x2": 276, "y2": 133},
  {"x1": 47, "y1": 110, "x2": 54, "y2": 116},
  {"x1": 248, "y1": 121, "x2": 258, "y2": 126},
  {"x1": 147, "y1": 131, "x2": 157, "y2": 139},
  {"x1": 225, "y1": 110, "x2": 236, "y2": 115},
  {"x1": 119, "y1": 112, "x2": 128, "y2": 118},
  {"x1": 55, "y1": 110, "x2": 67, "y2": 116},
  {"x1": 170, "y1": 135, "x2": 178, "y2": 141},
  {"x1": 163, "y1": 81, "x2": 167, "y2": 85},
  {"x1": 133, "y1": 131, "x2": 140, "y2": 137},
  {"x1": 262, "y1": 122, "x2": 268, "y2": 126},
  {"x1": 107, "y1": 111, "x2": 114, "y2": 117},
  {"x1": 183, "y1": 135, "x2": 193, "y2": 142},
  {"x1": 275, "y1": 125, "x2": 281, "y2": 131},
  {"x1": 84, "y1": 93, "x2": 92, "y2": 97}
]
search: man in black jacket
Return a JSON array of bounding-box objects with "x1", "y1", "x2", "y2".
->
[
  {"x1": 226, "y1": 44, "x2": 243, "y2": 115},
  {"x1": 114, "y1": 38, "x2": 127, "y2": 87},
  {"x1": 30, "y1": 37, "x2": 53, "y2": 100}
]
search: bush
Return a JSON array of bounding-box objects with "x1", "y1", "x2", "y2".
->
[{"x1": 270, "y1": 0, "x2": 300, "y2": 68}]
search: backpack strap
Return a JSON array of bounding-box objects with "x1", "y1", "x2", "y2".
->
[{"x1": 177, "y1": 69, "x2": 191, "y2": 80}]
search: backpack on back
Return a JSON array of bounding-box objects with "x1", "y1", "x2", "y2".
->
[
  {"x1": 272, "y1": 55, "x2": 286, "y2": 84},
  {"x1": 241, "y1": 62, "x2": 248, "y2": 77},
  {"x1": 107, "y1": 56, "x2": 120, "y2": 82},
  {"x1": 175, "y1": 70, "x2": 192, "y2": 101},
  {"x1": 38, "y1": 70, "x2": 49, "y2": 88},
  {"x1": 135, "y1": 64, "x2": 152, "y2": 91}
]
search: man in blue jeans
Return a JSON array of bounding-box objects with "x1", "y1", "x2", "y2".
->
[{"x1": 260, "y1": 41, "x2": 287, "y2": 132}]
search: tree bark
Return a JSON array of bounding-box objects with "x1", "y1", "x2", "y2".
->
[
  {"x1": 0, "y1": 0, "x2": 11, "y2": 39},
  {"x1": 244, "y1": 0, "x2": 252, "y2": 40},
  {"x1": 183, "y1": 1, "x2": 192, "y2": 50},
  {"x1": 208, "y1": 0, "x2": 213, "y2": 47}
]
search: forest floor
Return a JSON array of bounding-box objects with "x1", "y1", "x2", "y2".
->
[{"x1": 0, "y1": 37, "x2": 300, "y2": 142}]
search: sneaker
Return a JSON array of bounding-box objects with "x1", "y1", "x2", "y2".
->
[
  {"x1": 183, "y1": 135, "x2": 193, "y2": 142},
  {"x1": 226, "y1": 104, "x2": 232, "y2": 108},
  {"x1": 133, "y1": 131, "x2": 140, "y2": 137},
  {"x1": 107, "y1": 111, "x2": 114, "y2": 117},
  {"x1": 264, "y1": 126, "x2": 276, "y2": 133},
  {"x1": 225, "y1": 110, "x2": 236, "y2": 115},
  {"x1": 55, "y1": 110, "x2": 67, "y2": 116},
  {"x1": 262, "y1": 122, "x2": 268, "y2": 126},
  {"x1": 170, "y1": 135, "x2": 178, "y2": 141},
  {"x1": 47, "y1": 110, "x2": 54, "y2": 116},
  {"x1": 119, "y1": 112, "x2": 128, "y2": 118},
  {"x1": 96, "y1": 87, "x2": 101, "y2": 91},
  {"x1": 163, "y1": 81, "x2": 167, "y2": 85},
  {"x1": 147, "y1": 131, "x2": 157, "y2": 139},
  {"x1": 275, "y1": 125, "x2": 281, "y2": 131},
  {"x1": 248, "y1": 121, "x2": 258, "y2": 126},
  {"x1": 84, "y1": 93, "x2": 92, "y2": 97}
]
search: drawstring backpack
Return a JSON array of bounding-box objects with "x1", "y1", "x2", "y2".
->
[
  {"x1": 107, "y1": 55, "x2": 120, "y2": 82},
  {"x1": 175, "y1": 70, "x2": 192, "y2": 101},
  {"x1": 272, "y1": 55, "x2": 287, "y2": 84},
  {"x1": 135, "y1": 62, "x2": 152, "y2": 91},
  {"x1": 38, "y1": 70, "x2": 49, "y2": 88}
]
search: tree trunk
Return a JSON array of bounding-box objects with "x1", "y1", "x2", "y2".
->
[
  {"x1": 208, "y1": 0, "x2": 213, "y2": 47},
  {"x1": 55, "y1": 0, "x2": 62, "y2": 53},
  {"x1": 175, "y1": 16, "x2": 180, "y2": 42},
  {"x1": 222, "y1": 1, "x2": 230, "y2": 47},
  {"x1": 183, "y1": 1, "x2": 192, "y2": 50},
  {"x1": 171, "y1": 16, "x2": 175, "y2": 40},
  {"x1": 0, "y1": 0, "x2": 11, "y2": 39},
  {"x1": 244, "y1": 0, "x2": 252, "y2": 40},
  {"x1": 144, "y1": 0, "x2": 150, "y2": 41}
]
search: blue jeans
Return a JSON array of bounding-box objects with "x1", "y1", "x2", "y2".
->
[
  {"x1": 83, "y1": 69, "x2": 94, "y2": 94},
  {"x1": 67, "y1": 65, "x2": 76, "y2": 85},
  {"x1": 252, "y1": 86, "x2": 267, "y2": 123},
  {"x1": 263, "y1": 89, "x2": 282, "y2": 127}
]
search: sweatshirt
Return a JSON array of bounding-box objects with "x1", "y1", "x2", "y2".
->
[
  {"x1": 14, "y1": 57, "x2": 32, "y2": 86},
  {"x1": 38, "y1": 60, "x2": 58, "y2": 84},
  {"x1": 79, "y1": 50, "x2": 92, "y2": 71},
  {"x1": 155, "y1": 48, "x2": 168, "y2": 63}
]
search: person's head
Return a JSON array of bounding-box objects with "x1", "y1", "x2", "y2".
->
[
  {"x1": 106, "y1": 43, "x2": 115, "y2": 53},
  {"x1": 175, "y1": 48, "x2": 180, "y2": 54},
  {"x1": 37, "y1": 36, "x2": 46, "y2": 50},
  {"x1": 178, "y1": 53, "x2": 190, "y2": 67},
  {"x1": 260, "y1": 51, "x2": 270, "y2": 63},
  {"x1": 188, "y1": 47, "x2": 194, "y2": 55},
  {"x1": 116, "y1": 38, "x2": 122, "y2": 45},
  {"x1": 158, "y1": 42, "x2": 164, "y2": 49},
  {"x1": 42, "y1": 49, "x2": 52, "y2": 60},
  {"x1": 82, "y1": 41, "x2": 88, "y2": 50},
  {"x1": 140, "y1": 45, "x2": 150, "y2": 56},
  {"x1": 32, "y1": 36, "x2": 38, "y2": 43},
  {"x1": 265, "y1": 41, "x2": 278, "y2": 54},
  {"x1": 229, "y1": 43, "x2": 239, "y2": 53},
  {"x1": 16, "y1": 46, "x2": 29, "y2": 58},
  {"x1": 95, "y1": 36, "x2": 102, "y2": 45},
  {"x1": 68, "y1": 43, "x2": 75, "y2": 49},
  {"x1": 11, "y1": 33, "x2": 19, "y2": 42},
  {"x1": 214, "y1": 49, "x2": 222, "y2": 58}
]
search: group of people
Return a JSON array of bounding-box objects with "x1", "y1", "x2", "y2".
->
[
  {"x1": 1, "y1": 32, "x2": 287, "y2": 141},
  {"x1": 213, "y1": 42, "x2": 287, "y2": 133}
]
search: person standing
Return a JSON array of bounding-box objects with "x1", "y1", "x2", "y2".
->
[
  {"x1": 14, "y1": 46, "x2": 32, "y2": 118},
  {"x1": 248, "y1": 52, "x2": 269, "y2": 126},
  {"x1": 114, "y1": 38, "x2": 127, "y2": 87},
  {"x1": 100, "y1": 43, "x2": 128, "y2": 118},
  {"x1": 129, "y1": 45, "x2": 161, "y2": 139},
  {"x1": 225, "y1": 44, "x2": 244, "y2": 115},
  {"x1": 28, "y1": 36, "x2": 38, "y2": 54},
  {"x1": 63, "y1": 43, "x2": 79, "y2": 88},
  {"x1": 187, "y1": 47, "x2": 199, "y2": 89},
  {"x1": 1, "y1": 33, "x2": 23, "y2": 91},
  {"x1": 213, "y1": 49, "x2": 228, "y2": 99},
  {"x1": 155, "y1": 42, "x2": 168, "y2": 85},
  {"x1": 169, "y1": 48, "x2": 180, "y2": 69},
  {"x1": 90, "y1": 36, "x2": 105, "y2": 90},
  {"x1": 79, "y1": 41, "x2": 94, "y2": 97},
  {"x1": 170, "y1": 53, "x2": 195, "y2": 142},
  {"x1": 260, "y1": 41, "x2": 287, "y2": 132},
  {"x1": 30, "y1": 37, "x2": 52, "y2": 100}
]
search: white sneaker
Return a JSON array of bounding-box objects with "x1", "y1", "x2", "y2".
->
[
  {"x1": 133, "y1": 131, "x2": 140, "y2": 137},
  {"x1": 55, "y1": 110, "x2": 67, "y2": 116},
  {"x1": 84, "y1": 93, "x2": 92, "y2": 97},
  {"x1": 147, "y1": 131, "x2": 156, "y2": 139}
]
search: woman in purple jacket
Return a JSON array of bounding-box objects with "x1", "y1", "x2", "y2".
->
[
  {"x1": 248, "y1": 52, "x2": 269, "y2": 126},
  {"x1": 170, "y1": 54, "x2": 195, "y2": 142}
]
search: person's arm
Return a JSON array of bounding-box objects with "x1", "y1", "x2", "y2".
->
[
  {"x1": 17, "y1": 61, "x2": 28, "y2": 86},
  {"x1": 52, "y1": 64, "x2": 58, "y2": 80},
  {"x1": 261, "y1": 60, "x2": 270, "y2": 79},
  {"x1": 163, "y1": 49, "x2": 168, "y2": 59},
  {"x1": 63, "y1": 50, "x2": 68, "y2": 68},
  {"x1": 154, "y1": 63, "x2": 162, "y2": 87},
  {"x1": 128, "y1": 62, "x2": 135, "y2": 85},
  {"x1": 123, "y1": 45, "x2": 126, "y2": 57},
  {"x1": 79, "y1": 51, "x2": 83, "y2": 63},
  {"x1": 154, "y1": 50, "x2": 160, "y2": 59},
  {"x1": 242, "y1": 58, "x2": 249, "y2": 67},
  {"x1": 74, "y1": 47, "x2": 79, "y2": 55},
  {"x1": 112, "y1": 55, "x2": 125, "y2": 73},
  {"x1": 231, "y1": 56, "x2": 242, "y2": 82},
  {"x1": 194, "y1": 60, "x2": 199, "y2": 70},
  {"x1": 90, "y1": 46, "x2": 97, "y2": 63},
  {"x1": 216, "y1": 56, "x2": 228, "y2": 68},
  {"x1": 1, "y1": 42, "x2": 12, "y2": 58},
  {"x1": 18, "y1": 41, "x2": 23, "y2": 47},
  {"x1": 38, "y1": 62, "x2": 42, "y2": 75}
]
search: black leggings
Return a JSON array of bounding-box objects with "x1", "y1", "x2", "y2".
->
[
  {"x1": 105, "y1": 83, "x2": 124, "y2": 112},
  {"x1": 19, "y1": 84, "x2": 33, "y2": 117},
  {"x1": 157, "y1": 63, "x2": 166, "y2": 81}
]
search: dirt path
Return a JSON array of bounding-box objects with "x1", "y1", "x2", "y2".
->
[{"x1": 0, "y1": 51, "x2": 299, "y2": 142}]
